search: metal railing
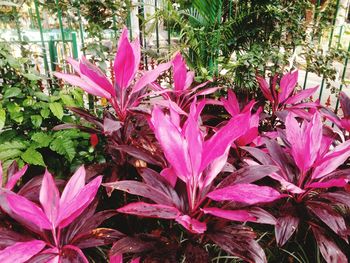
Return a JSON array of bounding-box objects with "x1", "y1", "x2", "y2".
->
[{"x1": 1, "y1": 0, "x2": 350, "y2": 110}]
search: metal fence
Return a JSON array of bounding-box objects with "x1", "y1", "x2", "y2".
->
[{"x1": 1, "y1": 0, "x2": 350, "y2": 110}]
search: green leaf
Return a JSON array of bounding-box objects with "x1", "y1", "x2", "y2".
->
[
  {"x1": 34, "y1": 92, "x2": 50, "y2": 102},
  {"x1": 0, "y1": 108, "x2": 5, "y2": 131},
  {"x1": 50, "y1": 136, "x2": 76, "y2": 161},
  {"x1": 3, "y1": 87, "x2": 21, "y2": 99},
  {"x1": 31, "y1": 115, "x2": 43, "y2": 128},
  {"x1": 40, "y1": 108, "x2": 51, "y2": 118},
  {"x1": 49, "y1": 102, "x2": 64, "y2": 120},
  {"x1": 0, "y1": 141, "x2": 26, "y2": 161},
  {"x1": 21, "y1": 148, "x2": 45, "y2": 166},
  {"x1": 31, "y1": 132, "x2": 53, "y2": 147},
  {"x1": 60, "y1": 94, "x2": 77, "y2": 107},
  {"x1": 23, "y1": 73, "x2": 41, "y2": 81}
]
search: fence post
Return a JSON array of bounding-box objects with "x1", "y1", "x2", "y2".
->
[
  {"x1": 71, "y1": 32, "x2": 79, "y2": 59},
  {"x1": 77, "y1": 0, "x2": 86, "y2": 56},
  {"x1": 56, "y1": 0, "x2": 67, "y2": 56},
  {"x1": 34, "y1": 0, "x2": 50, "y2": 76},
  {"x1": 48, "y1": 36, "x2": 57, "y2": 72}
]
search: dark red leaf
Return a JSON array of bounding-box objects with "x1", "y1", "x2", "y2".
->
[
  {"x1": 110, "y1": 237, "x2": 155, "y2": 257},
  {"x1": 112, "y1": 145, "x2": 163, "y2": 166},
  {"x1": 218, "y1": 165, "x2": 279, "y2": 188},
  {"x1": 307, "y1": 201, "x2": 348, "y2": 242},
  {"x1": 311, "y1": 225, "x2": 347, "y2": 263},
  {"x1": 105, "y1": 181, "x2": 175, "y2": 206},
  {"x1": 207, "y1": 225, "x2": 266, "y2": 263},
  {"x1": 275, "y1": 214, "x2": 299, "y2": 246},
  {"x1": 72, "y1": 228, "x2": 124, "y2": 249}
]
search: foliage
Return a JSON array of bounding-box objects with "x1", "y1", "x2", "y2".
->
[
  {"x1": 0, "y1": 42, "x2": 99, "y2": 176},
  {"x1": 156, "y1": 0, "x2": 348, "y2": 94},
  {"x1": 2, "y1": 23, "x2": 350, "y2": 263}
]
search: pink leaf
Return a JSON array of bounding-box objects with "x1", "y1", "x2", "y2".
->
[
  {"x1": 279, "y1": 71, "x2": 298, "y2": 103},
  {"x1": 66, "y1": 57, "x2": 81, "y2": 74},
  {"x1": 256, "y1": 75, "x2": 273, "y2": 102},
  {"x1": 207, "y1": 183, "x2": 284, "y2": 205},
  {"x1": 117, "y1": 202, "x2": 181, "y2": 219},
  {"x1": 40, "y1": 170, "x2": 60, "y2": 227},
  {"x1": 57, "y1": 176, "x2": 102, "y2": 228},
  {"x1": 200, "y1": 112, "x2": 250, "y2": 172},
  {"x1": 79, "y1": 56, "x2": 115, "y2": 96},
  {"x1": 6, "y1": 193, "x2": 52, "y2": 230},
  {"x1": 172, "y1": 53, "x2": 187, "y2": 91},
  {"x1": 222, "y1": 90, "x2": 240, "y2": 116},
  {"x1": 114, "y1": 27, "x2": 136, "y2": 90},
  {"x1": 110, "y1": 254, "x2": 123, "y2": 263},
  {"x1": 160, "y1": 167, "x2": 177, "y2": 188},
  {"x1": 54, "y1": 72, "x2": 111, "y2": 98},
  {"x1": 202, "y1": 207, "x2": 256, "y2": 222},
  {"x1": 60, "y1": 166, "x2": 85, "y2": 207},
  {"x1": 5, "y1": 164, "x2": 28, "y2": 190},
  {"x1": 132, "y1": 61, "x2": 172, "y2": 94},
  {"x1": 151, "y1": 106, "x2": 190, "y2": 183},
  {"x1": 284, "y1": 86, "x2": 318, "y2": 105},
  {"x1": 306, "y1": 178, "x2": 347, "y2": 189},
  {"x1": 0, "y1": 240, "x2": 46, "y2": 263},
  {"x1": 312, "y1": 140, "x2": 350, "y2": 180},
  {"x1": 175, "y1": 215, "x2": 207, "y2": 234}
]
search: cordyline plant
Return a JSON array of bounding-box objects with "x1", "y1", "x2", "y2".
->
[
  {"x1": 106, "y1": 100, "x2": 284, "y2": 262},
  {"x1": 54, "y1": 26, "x2": 170, "y2": 176},
  {"x1": 0, "y1": 166, "x2": 123, "y2": 262},
  {"x1": 256, "y1": 71, "x2": 319, "y2": 118},
  {"x1": 244, "y1": 111, "x2": 350, "y2": 262},
  {"x1": 150, "y1": 52, "x2": 219, "y2": 113}
]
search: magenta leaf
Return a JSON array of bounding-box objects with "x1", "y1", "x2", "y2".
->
[
  {"x1": 207, "y1": 183, "x2": 283, "y2": 205},
  {"x1": 114, "y1": 27, "x2": 136, "y2": 90},
  {"x1": 6, "y1": 193, "x2": 52, "y2": 230},
  {"x1": 247, "y1": 207, "x2": 277, "y2": 225},
  {"x1": 312, "y1": 140, "x2": 350, "y2": 180},
  {"x1": 117, "y1": 202, "x2": 181, "y2": 219},
  {"x1": 175, "y1": 215, "x2": 207, "y2": 234},
  {"x1": 172, "y1": 53, "x2": 187, "y2": 91},
  {"x1": 54, "y1": 72, "x2": 111, "y2": 99},
  {"x1": 79, "y1": 56, "x2": 115, "y2": 96},
  {"x1": 59, "y1": 166, "x2": 86, "y2": 208},
  {"x1": 132, "y1": 61, "x2": 172, "y2": 94},
  {"x1": 284, "y1": 86, "x2": 318, "y2": 105},
  {"x1": 57, "y1": 176, "x2": 102, "y2": 228},
  {"x1": 151, "y1": 106, "x2": 190, "y2": 183},
  {"x1": 256, "y1": 75, "x2": 273, "y2": 102},
  {"x1": 202, "y1": 207, "x2": 256, "y2": 222},
  {"x1": 279, "y1": 71, "x2": 298, "y2": 103},
  {"x1": 5, "y1": 164, "x2": 28, "y2": 190},
  {"x1": 0, "y1": 240, "x2": 46, "y2": 263},
  {"x1": 200, "y1": 111, "x2": 250, "y2": 173},
  {"x1": 306, "y1": 178, "x2": 347, "y2": 189},
  {"x1": 39, "y1": 170, "x2": 60, "y2": 228}
]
